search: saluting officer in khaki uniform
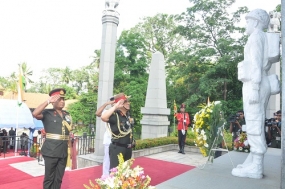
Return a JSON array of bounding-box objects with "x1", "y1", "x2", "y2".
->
[
  {"x1": 101, "y1": 93, "x2": 135, "y2": 170},
  {"x1": 33, "y1": 88, "x2": 72, "y2": 189}
]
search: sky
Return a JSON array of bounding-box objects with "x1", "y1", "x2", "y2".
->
[{"x1": 0, "y1": 0, "x2": 281, "y2": 82}]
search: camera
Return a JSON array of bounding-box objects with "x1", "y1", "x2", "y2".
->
[
  {"x1": 265, "y1": 118, "x2": 277, "y2": 127},
  {"x1": 229, "y1": 113, "x2": 240, "y2": 123}
]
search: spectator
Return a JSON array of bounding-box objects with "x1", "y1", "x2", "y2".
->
[
  {"x1": 20, "y1": 132, "x2": 28, "y2": 155},
  {"x1": 8, "y1": 127, "x2": 16, "y2": 149},
  {"x1": 2, "y1": 129, "x2": 9, "y2": 153},
  {"x1": 229, "y1": 110, "x2": 245, "y2": 145},
  {"x1": 268, "y1": 110, "x2": 281, "y2": 149}
]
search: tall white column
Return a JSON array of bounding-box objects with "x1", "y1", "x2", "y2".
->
[
  {"x1": 94, "y1": 5, "x2": 120, "y2": 158},
  {"x1": 281, "y1": 0, "x2": 285, "y2": 188}
]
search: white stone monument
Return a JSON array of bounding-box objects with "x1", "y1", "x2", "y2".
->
[
  {"x1": 266, "y1": 11, "x2": 281, "y2": 119},
  {"x1": 94, "y1": 0, "x2": 120, "y2": 160},
  {"x1": 140, "y1": 52, "x2": 170, "y2": 139},
  {"x1": 268, "y1": 11, "x2": 281, "y2": 33},
  {"x1": 232, "y1": 9, "x2": 280, "y2": 179}
]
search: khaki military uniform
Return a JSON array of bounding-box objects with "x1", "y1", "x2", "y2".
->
[
  {"x1": 108, "y1": 110, "x2": 134, "y2": 170},
  {"x1": 41, "y1": 109, "x2": 71, "y2": 189}
]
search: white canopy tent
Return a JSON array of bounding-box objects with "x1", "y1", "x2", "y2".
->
[
  {"x1": 0, "y1": 99, "x2": 35, "y2": 129},
  {"x1": 0, "y1": 99, "x2": 44, "y2": 155}
]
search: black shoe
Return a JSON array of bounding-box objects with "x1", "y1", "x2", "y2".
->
[
  {"x1": 178, "y1": 150, "x2": 182, "y2": 153},
  {"x1": 181, "y1": 147, "x2": 185, "y2": 154}
]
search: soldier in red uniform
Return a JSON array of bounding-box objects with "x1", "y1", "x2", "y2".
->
[{"x1": 175, "y1": 104, "x2": 190, "y2": 154}]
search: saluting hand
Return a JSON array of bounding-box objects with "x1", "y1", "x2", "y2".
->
[
  {"x1": 114, "y1": 99, "x2": 125, "y2": 109},
  {"x1": 48, "y1": 94, "x2": 61, "y2": 103},
  {"x1": 107, "y1": 100, "x2": 115, "y2": 106}
]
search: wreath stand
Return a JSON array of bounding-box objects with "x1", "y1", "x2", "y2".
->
[{"x1": 197, "y1": 123, "x2": 234, "y2": 169}]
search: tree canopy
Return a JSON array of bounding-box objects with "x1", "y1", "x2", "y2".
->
[{"x1": 1, "y1": 0, "x2": 281, "y2": 133}]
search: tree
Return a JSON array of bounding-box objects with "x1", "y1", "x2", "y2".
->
[
  {"x1": 40, "y1": 68, "x2": 63, "y2": 87},
  {"x1": 61, "y1": 66, "x2": 73, "y2": 84},
  {"x1": 27, "y1": 81, "x2": 51, "y2": 94},
  {"x1": 172, "y1": 0, "x2": 248, "y2": 109},
  {"x1": 21, "y1": 62, "x2": 33, "y2": 89},
  {"x1": 113, "y1": 30, "x2": 150, "y2": 136},
  {"x1": 3, "y1": 72, "x2": 18, "y2": 97},
  {"x1": 67, "y1": 91, "x2": 97, "y2": 134},
  {"x1": 131, "y1": 13, "x2": 184, "y2": 65}
]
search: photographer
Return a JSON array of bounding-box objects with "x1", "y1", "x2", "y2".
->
[
  {"x1": 268, "y1": 110, "x2": 281, "y2": 149},
  {"x1": 229, "y1": 110, "x2": 245, "y2": 144}
]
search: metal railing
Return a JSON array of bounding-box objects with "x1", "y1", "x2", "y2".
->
[
  {"x1": 0, "y1": 134, "x2": 96, "y2": 160},
  {"x1": 75, "y1": 134, "x2": 96, "y2": 155},
  {"x1": 0, "y1": 135, "x2": 39, "y2": 158}
]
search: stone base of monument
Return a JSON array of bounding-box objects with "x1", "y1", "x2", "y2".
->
[
  {"x1": 76, "y1": 145, "x2": 205, "y2": 169},
  {"x1": 77, "y1": 154, "x2": 103, "y2": 169}
]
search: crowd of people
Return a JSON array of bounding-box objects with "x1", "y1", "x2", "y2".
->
[
  {"x1": 0, "y1": 127, "x2": 16, "y2": 155},
  {"x1": 229, "y1": 109, "x2": 282, "y2": 150}
]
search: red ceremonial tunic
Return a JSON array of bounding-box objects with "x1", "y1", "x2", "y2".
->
[{"x1": 175, "y1": 113, "x2": 190, "y2": 130}]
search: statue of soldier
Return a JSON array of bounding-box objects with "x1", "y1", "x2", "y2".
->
[{"x1": 232, "y1": 9, "x2": 272, "y2": 179}]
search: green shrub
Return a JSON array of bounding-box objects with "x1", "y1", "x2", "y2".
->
[{"x1": 133, "y1": 130, "x2": 232, "y2": 151}]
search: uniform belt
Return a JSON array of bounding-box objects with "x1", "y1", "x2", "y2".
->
[
  {"x1": 46, "y1": 133, "x2": 69, "y2": 140},
  {"x1": 112, "y1": 142, "x2": 132, "y2": 148}
]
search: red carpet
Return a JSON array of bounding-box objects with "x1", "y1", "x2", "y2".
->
[
  {"x1": 133, "y1": 157, "x2": 195, "y2": 185},
  {"x1": 0, "y1": 148, "x2": 22, "y2": 158},
  {"x1": 0, "y1": 156, "x2": 195, "y2": 188}
]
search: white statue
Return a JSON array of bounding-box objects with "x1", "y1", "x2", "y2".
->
[
  {"x1": 268, "y1": 11, "x2": 281, "y2": 33},
  {"x1": 233, "y1": 9, "x2": 275, "y2": 179},
  {"x1": 105, "y1": 0, "x2": 120, "y2": 11}
]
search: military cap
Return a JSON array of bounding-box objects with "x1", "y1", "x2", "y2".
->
[
  {"x1": 49, "y1": 88, "x2": 66, "y2": 97},
  {"x1": 113, "y1": 93, "x2": 131, "y2": 103},
  {"x1": 180, "y1": 103, "x2": 186, "y2": 108}
]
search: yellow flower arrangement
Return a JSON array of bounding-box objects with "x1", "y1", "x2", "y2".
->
[{"x1": 193, "y1": 102, "x2": 224, "y2": 157}]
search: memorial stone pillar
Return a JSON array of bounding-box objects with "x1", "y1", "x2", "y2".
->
[{"x1": 94, "y1": 0, "x2": 120, "y2": 159}]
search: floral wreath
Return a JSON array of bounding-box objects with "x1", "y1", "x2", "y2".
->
[{"x1": 193, "y1": 102, "x2": 224, "y2": 157}]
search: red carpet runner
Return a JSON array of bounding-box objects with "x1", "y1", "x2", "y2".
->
[{"x1": 0, "y1": 156, "x2": 195, "y2": 188}]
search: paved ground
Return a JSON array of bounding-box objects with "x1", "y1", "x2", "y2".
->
[
  {"x1": 4, "y1": 148, "x2": 282, "y2": 189},
  {"x1": 146, "y1": 150, "x2": 209, "y2": 167},
  {"x1": 155, "y1": 148, "x2": 281, "y2": 189}
]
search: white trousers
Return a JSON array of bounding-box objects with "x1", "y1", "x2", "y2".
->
[{"x1": 102, "y1": 144, "x2": 110, "y2": 176}]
